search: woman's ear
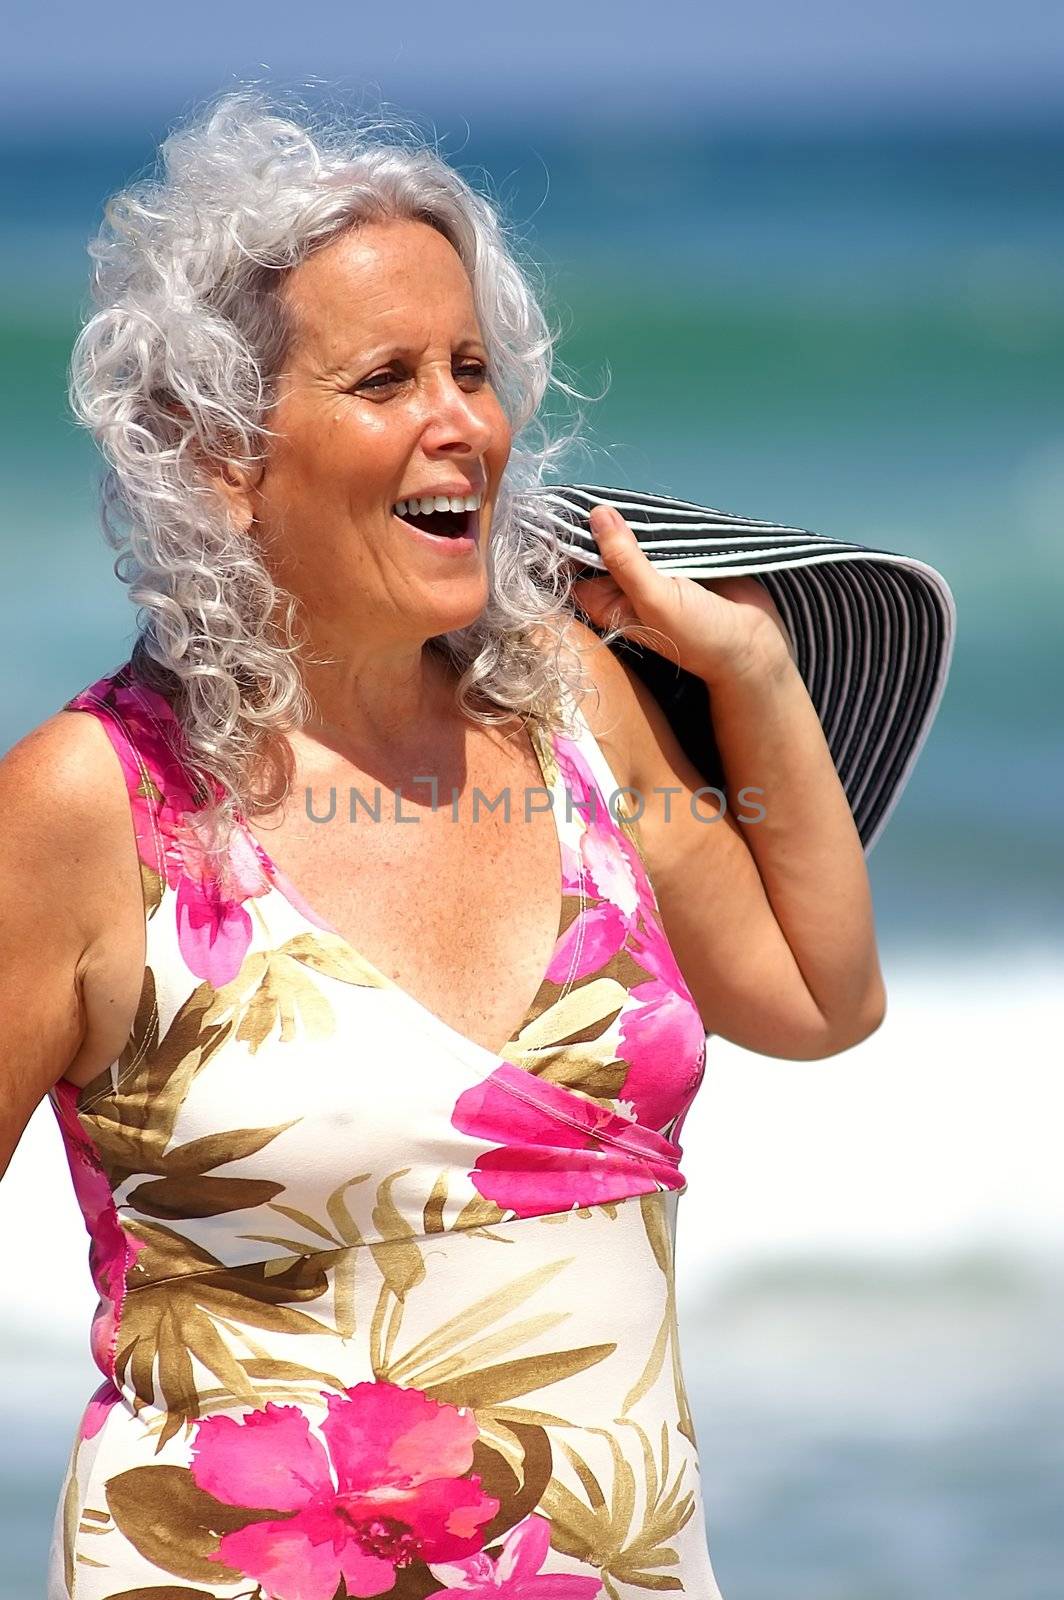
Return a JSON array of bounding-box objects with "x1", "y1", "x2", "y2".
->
[
  {"x1": 210, "y1": 456, "x2": 260, "y2": 535},
  {"x1": 158, "y1": 391, "x2": 262, "y2": 534}
]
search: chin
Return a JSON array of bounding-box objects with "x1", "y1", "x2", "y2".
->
[{"x1": 416, "y1": 577, "x2": 489, "y2": 632}]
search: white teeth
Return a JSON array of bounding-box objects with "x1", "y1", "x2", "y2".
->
[{"x1": 393, "y1": 493, "x2": 482, "y2": 518}]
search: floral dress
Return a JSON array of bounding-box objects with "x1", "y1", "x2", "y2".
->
[{"x1": 47, "y1": 661, "x2": 723, "y2": 1599}]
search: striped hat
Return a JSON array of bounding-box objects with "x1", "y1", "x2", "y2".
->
[{"x1": 513, "y1": 482, "x2": 956, "y2": 855}]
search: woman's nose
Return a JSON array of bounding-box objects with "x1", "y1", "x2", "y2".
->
[{"x1": 422, "y1": 373, "x2": 496, "y2": 452}]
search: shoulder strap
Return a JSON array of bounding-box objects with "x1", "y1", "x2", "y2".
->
[
  {"x1": 62, "y1": 664, "x2": 173, "y2": 901},
  {"x1": 557, "y1": 680, "x2": 651, "y2": 866},
  {"x1": 62, "y1": 664, "x2": 280, "y2": 999},
  {"x1": 54, "y1": 665, "x2": 179, "y2": 1110}
]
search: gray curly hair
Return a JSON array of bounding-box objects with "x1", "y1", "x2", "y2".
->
[{"x1": 67, "y1": 86, "x2": 615, "y2": 837}]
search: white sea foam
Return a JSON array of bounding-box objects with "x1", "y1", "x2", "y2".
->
[{"x1": 674, "y1": 940, "x2": 1064, "y2": 1290}]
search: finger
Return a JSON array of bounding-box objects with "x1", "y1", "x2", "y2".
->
[
  {"x1": 572, "y1": 580, "x2": 636, "y2": 630},
  {"x1": 587, "y1": 506, "x2": 662, "y2": 603}
]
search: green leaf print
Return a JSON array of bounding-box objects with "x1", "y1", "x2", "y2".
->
[
  {"x1": 109, "y1": 1589, "x2": 220, "y2": 1599},
  {"x1": 422, "y1": 1345, "x2": 619, "y2": 1410},
  {"x1": 469, "y1": 1419, "x2": 555, "y2": 1551},
  {"x1": 620, "y1": 1192, "x2": 698, "y2": 1446},
  {"x1": 105, "y1": 1465, "x2": 255, "y2": 1584},
  {"x1": 385, "y1": 1258, "x2": 575, "y2": 1386},
  {"x1": 137, "y1": 869, "x2": 164, "y2": 925},
  {"x1": 281, "y1": 928, "x2": 394, "y2": 988},
  {"x1": 82, "y1": 979, "x2": 236, "y2": 1184},
  {"x1": 118, "y1": 1219, "x2": 340, "y2": 1443},
  {"x1": 541, "y1": 1420, "x2": 695, "y2": 1596}
]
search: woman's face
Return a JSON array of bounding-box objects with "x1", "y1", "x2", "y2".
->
[{"x1": 237, "y1": 216, "x2": 512, "y2": 651}]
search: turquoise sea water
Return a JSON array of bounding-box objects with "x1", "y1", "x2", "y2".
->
[
  {"x1": 3, "y1": 117, "x2": 1061, "y2": 952},
  {"x1": 1, "y1": 114, "x2": 1060, "y2": 1596}
]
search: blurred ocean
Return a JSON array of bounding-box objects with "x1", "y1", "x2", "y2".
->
[{"x1": 1, "y1": 112, "x2": 1061, "y2": 1597}]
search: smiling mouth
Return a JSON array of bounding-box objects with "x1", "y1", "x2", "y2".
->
[{"x1": 393, "y1": 507, "x2": 477, "y2": 540}]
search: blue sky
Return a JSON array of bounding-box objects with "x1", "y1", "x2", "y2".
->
[{"x1": 4, "y1": 0, "x2": 1062, "y2": 127}]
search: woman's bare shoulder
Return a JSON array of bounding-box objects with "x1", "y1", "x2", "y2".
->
[
  {"x1": 531, "y1": 614, "x2": 644, "y2": 788},
  {"x1": 532, "y1": 613, "x2": 721, "y2": 815},
  {"x1": 0, "y1": 708, "x2": 147, "y2": 1168},
  {"x1": 0, "y1": 707, "x2": 139, "y2": 936},
  {"x1": 2, "y1": 703, "x2": 129, "y2": 817}
]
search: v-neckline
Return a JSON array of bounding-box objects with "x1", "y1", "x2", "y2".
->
[{"x1": 238, "y1": 715, "x2": 587, "y2": 1066}]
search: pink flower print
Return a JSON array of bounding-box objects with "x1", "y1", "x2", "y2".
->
[
  {"x1": 616, "y1": 986, "x2": 707, "y2": 1131},
  {"x1": 69, "y1": 673, "x2": 272, "y2": 985},
  {"x1": 428, "y1": 1511, "x2": 602, "y2": 1595},
  {"x1": 77, "y1": 674, "x2": 203, "y2": 837},
  {"x1": 51, "y1": 1079, "x2": 145, "y2": 1381},
  {"x1": 79, "y1": 1379, "x2": 122, "y2": 1441},
  {"x1": 547, "y1": 891, "x2": 627, "y2": 986},
  {"x1": 552, "y1": 733, "x2": 603, "y2": 828},
  {"x1": 580, "y1": 817, "x2": 641, "y2": 923},
  {"x1": 548, "y1": 749, "x2": 638, "y2": 980},
  {"x1": 548, "y1": 825, "x2": 642, "y2": 981},
  {"x1": 550, "y1": 734, "x2": 671, "y2": 982},
  {"x1": 120, "y1": 682, "x2": 203, "y2": 819},
  {"x1": 541, "y1": 834, "x2": 587, "y2": 986},
  {"x1": 451, "y1": 1060, "x2": 684, "y2": 1218},
  {"x1": 615, "y1": 910, "x2": 707, "y2": 1130},
  {"x1": 172, "y1": 812, "x2": 270, "y2": 985},
  {"x1": 626, "y1": 898, "x2": 695, "y2": 996},
  {"x1": 189, "y1": 1382, "x2": 500, "y2": 1600}
]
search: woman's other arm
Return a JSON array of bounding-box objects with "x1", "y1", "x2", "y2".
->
[
  {"x1": 569, "y1": 614, "x2": 887, "y2": 1061},
  {"x1": 0, "y1": 714, "x2": 132, "y2": 1177}
]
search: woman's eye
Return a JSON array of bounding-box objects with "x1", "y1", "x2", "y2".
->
[{"x1": 356, "y1": 361, "x2": 489, "y2": 393}]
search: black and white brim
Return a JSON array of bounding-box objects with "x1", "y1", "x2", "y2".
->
[{"x1": 513, "y1": 483, "x2": 957, "y2": 856}]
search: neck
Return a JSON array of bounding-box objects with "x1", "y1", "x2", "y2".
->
[{"x1": 295, "y1": 636, "x2": 462, "y2": 766}]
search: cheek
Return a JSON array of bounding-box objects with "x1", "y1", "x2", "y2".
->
[
  {"x1": 487, "y1": 406, "x2": 513, "y2": 471},
  {"x1": 272, "y1": 422, "x2": 389, "y2": 525},
  {"x1": 328, "y1": 411, "x2": 415, "y2": 498},
  {"x1": 260, "y1": 417, "x2": 339, "y2": 510}
]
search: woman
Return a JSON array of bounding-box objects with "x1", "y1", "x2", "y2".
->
[{"x1": 1, "y1": 90, "x2": 884, "y2": 1598}]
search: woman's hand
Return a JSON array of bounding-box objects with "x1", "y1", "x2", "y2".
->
[
  {"x1": 567, "y1": 505, "x2": 884, "y2": 1060},
  {"x1": 570, "y1": 503, "x2": 795, "y2": 684}
]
